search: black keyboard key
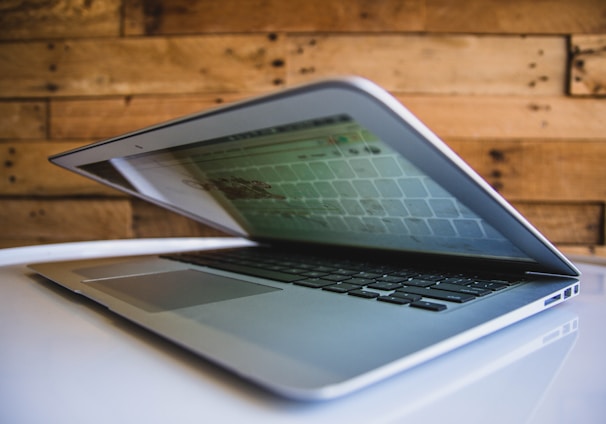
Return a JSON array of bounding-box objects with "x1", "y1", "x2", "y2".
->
[
  {"x1": 280, "y1": 267, "x2": 308, "y2": 275},
  {"x1": 322, "y1": 274, "x2": 352, "y2": 282},
  {"x1": 349, "y1": 290, "x2": 380, "y2": 299},
  {"x1": 469, "y1": 281, "x2": 508, "y2": 291},
  {"x1": 323, "y1": 283, "x2": 361, "y2": 293},
  {"x1": 368, "y1": 281, "x2": 403, "y2": 291},
  {"x1": 333, "y1": 268, "x2": 361, "y2": 276},
  {"x1": 302, "y1": 271, "x2": 330, "y2": 278},
  {"x1": 378, "y1": 295, "x2": 412, "y2": 305},
  {"x1": 415, "y1": 274, "x2": 445, "y2": 282},
  {"x1": 440, "y1": 277, "x2": 473, "y2": 285},
  {"x1": 294, "y1": 279, "x2": 334, "y2": 288},
  {"x1": 405, "y1": 279, "x2": 435, "y2": 288},
  {"x1": 266, "y1": 264, "x2": 290, "y2": 271},
  {"x1": 313, "y1": 266, "x2": 337, "y2": 273},
  {"x1": 391, "y1": 291, "x2": 422, "y2": 302},
  {"x1": 347, "y1": 277, "x2": 375, "y2": 286},
  {"x1": 389, "y1": 270, "x2": 416, "y2": 278},
  {"x1": 481, "y1": 279, "x2": 513, "y2": 285},
  {"x1": 376, "y1": 275, "x2": 406, "y2": 284},
  {"x1": 410, "y1": 301, "x2": 447, "y2": 311},
  {"x1": 433, "y1": 283, "x2": 491, "y2": 297},
  {"x1": 296, "y1": 263, "x2": 318, "y2": 270},
  {"x1": 397, "y1": 286, "x2": 475, "y2": 303},
  {"x1": 355, "y1": 272, "x2": 383, "y2": 279}
]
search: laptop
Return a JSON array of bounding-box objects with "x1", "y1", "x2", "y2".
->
[{"x1": 29, "y1": 76, "x2": 580, "y2": 400}]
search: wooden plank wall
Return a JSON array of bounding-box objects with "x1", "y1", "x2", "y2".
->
[{"x1": 1, "y1": 0, "x2": 605, "y2": 258}]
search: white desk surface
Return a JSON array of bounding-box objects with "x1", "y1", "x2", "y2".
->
[{"x1": 1, "y1": 238, "x2": 605, "y2": 424}]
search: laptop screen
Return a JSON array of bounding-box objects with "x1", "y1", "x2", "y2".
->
[{"x1": 79, "y1": 115, "x2": 530, "y2": 261}]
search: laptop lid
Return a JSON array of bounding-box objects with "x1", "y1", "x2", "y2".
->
[{"x1": 49, "y1": 77, "x2": 579, "y2": 277}]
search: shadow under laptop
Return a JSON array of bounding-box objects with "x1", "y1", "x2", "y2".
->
[{"x1": 30, "y1": 272, "x2": 578, "y2": 423}]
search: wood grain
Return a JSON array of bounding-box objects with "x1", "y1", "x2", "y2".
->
[
  {"x1": 398, "y1": 95, "x2": 606, "y2": 140},
  {"x1": 512, "y1": 202, "x2": 603, "y2": 244},
  {"x1": 448, "y1": 139, "x2": 606, "y2": 202},
  {"x1": 0, "y1": 102, "x2": 47, "y2": 140},
  {"x1": 50, "y1": 93, "x2": 250, "y2": 139},
  {"x1": 50, "y1": 94, "x2": 606, "y2": 140},
  {"x1": 0, "y1": 0, "x2": 121, "y2": 40},
  {"x1": 123, "y1": 0, "x2": 424, "y2": 35},
  {"x1": 288, "y1": 35, "x2": 567, "y2": 95},
  {"x1": 122, "y1": 0, "x2": 606, "y2": 36},
  {"x1": 426, "y1": 0, "x2": 606, "y2": 34},
  {"x1": 0, "y1": 35, "x2": 286, "y2": 98},
  {"x1": 0, "y1": 141, "x2": 122, "y2": 196},
  {"x1": 570, "y1": 35, "x2": 606, "y2": 96},
  {"x1": 0, "y1": 198, "x2": 133, "y2": 244}
]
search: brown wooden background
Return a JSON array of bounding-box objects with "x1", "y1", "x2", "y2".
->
[{"x1": 1, "y1": 0, "x2": 605, "y2": 258}]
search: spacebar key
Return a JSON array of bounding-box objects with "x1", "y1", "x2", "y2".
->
[
  {"x1": 205, "y1": 262, "x2": 302, "y2": 283},
  {"x1": 397, "y1": 287, "x2": 475, "y2": 303}
]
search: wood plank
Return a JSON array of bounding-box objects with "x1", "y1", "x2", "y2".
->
[
  {"x1": 0, "y1": 141, "x2": 123, "y2": 196},
  {"x1": 50, "y1": 94, "x2": 606, "y2": 140},
  {"x1": 0, "y1": 101, "x2": 47, "y2": 140},
  {"x1": 131, "y1": 199, "x2": 229, "y2": 238},
  {"x1": 0, "y1": 35, "x2": 285, "y2": 98},
  {"x1": 288, "y1": 35, "x2": 567, "y2": 95},
  {"x1": 124, "y1": 0, "x2": 424, "y2": 35},
  {"x1": 512, "y1": 202, "x2": 603, "y2": 245},
  {"x1": 448, "y1": 139, "x2": 606, "y2": 202},
  {"x1": 570, "y1": 35, "x2": 606, "y2": 96},
  {"x1": 0, "y1": 0, "x2": 121, "y2": 40},
  {"x1": 0, "y1": 198, "x2": 133, "y2": 243},
  {"x1": 398, "y1": 95, "x2": 606, "y2": 140},
  {"x1": 426, "y1": 0, "x2": 606, "y2": 34},
  {"x1": 50, "y1": 94, "x2": 250, "y2": 139}
]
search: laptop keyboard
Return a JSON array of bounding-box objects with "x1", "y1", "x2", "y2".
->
[{"x1": 164, "y1": 248, "x2": 522, "y2": 312}]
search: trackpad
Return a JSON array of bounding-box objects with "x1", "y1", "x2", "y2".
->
[{"x1": 85, "y1": 269, "x2": 280, "y2": 313}]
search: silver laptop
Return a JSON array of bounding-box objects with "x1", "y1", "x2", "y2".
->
[{"x1": 29, "y1": 76, "x2": 580, "y2": 400}]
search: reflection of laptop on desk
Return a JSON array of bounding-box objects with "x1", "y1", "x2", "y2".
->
[
  {"x1": 333, "y1": 309, "x2": 579, "y2": 423},
  {"x1": 29, "y1": 77, "x2": 580, "y2": 400}
]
